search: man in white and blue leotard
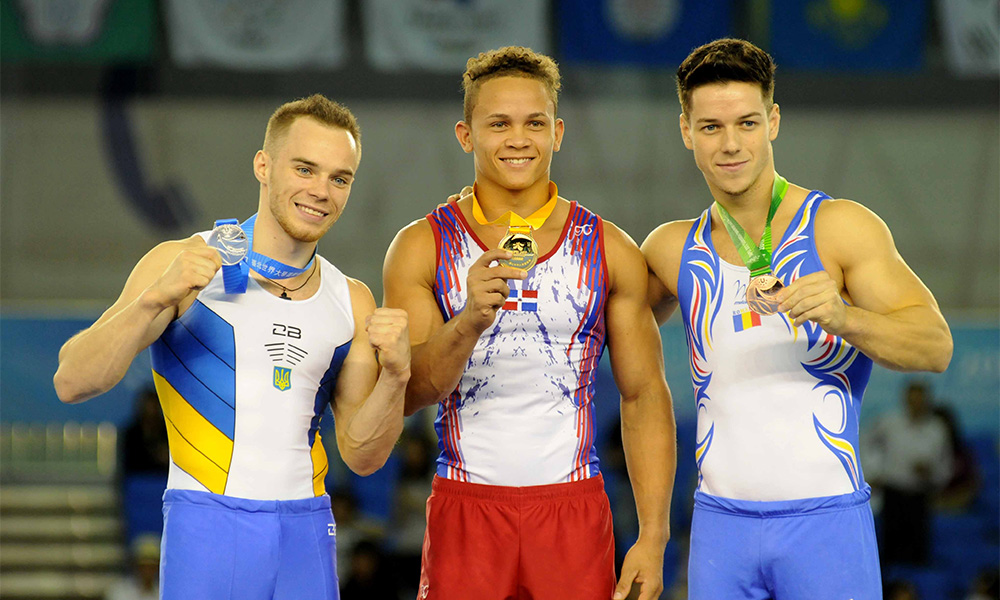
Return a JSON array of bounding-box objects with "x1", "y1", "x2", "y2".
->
[
  {"x1": 55, "y1": 95, "x2": 411, "y2": 600},
  {"x1": 642, "y1": 39, "x2": 953, "y2": 600}
]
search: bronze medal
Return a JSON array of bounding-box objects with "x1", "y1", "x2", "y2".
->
[
  {"x1": 746, "y1": 273, "x2": 783, "y2": 315},
  {"x1": 498, "y1": 229, "x2": 538, "y2": 271}
]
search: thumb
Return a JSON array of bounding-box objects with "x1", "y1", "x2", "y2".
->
[{"x1": 613, "y1": 569, "x2": 636, "y2": 600}]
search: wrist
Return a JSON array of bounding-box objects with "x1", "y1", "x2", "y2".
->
[
  {"x1": 454, "y1": 310, "x2": 487, "y2": 339},
  {"x1": 138, "y1": 286, "x2": 172, "y2": 312}
]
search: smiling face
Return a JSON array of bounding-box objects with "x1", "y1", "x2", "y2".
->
[
  {"x1": 680, "y1": 81, "x2": 780, "y2": 200},
  {"x1": 455, "y1": 75, "x2": 564, "y2": 198},
  {"x1": 254, "y1": 116, "x2": 359, "y2": 243}
]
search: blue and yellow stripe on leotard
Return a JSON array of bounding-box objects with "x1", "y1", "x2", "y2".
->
[
  {"x1": 150, "y1": 300, "x2": 236, "y2": 495},
  {"x1": 308, "y1": 340, "x2": 352, "y2": 496}
]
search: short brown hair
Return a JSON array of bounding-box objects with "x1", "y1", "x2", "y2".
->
[
  {"x1": 676, "y1": 39, "x2": 776, "y2": 118},
  {"x1": 462, "y1": 46, "x2": 561, "y2": 122},
  {"x1": 263, "y1": 94, "x2": 362, "y2": 160}
]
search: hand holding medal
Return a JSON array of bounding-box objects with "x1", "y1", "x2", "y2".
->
[{"x1": 716, "y1": 173, "x2": 789, "y2": 316}]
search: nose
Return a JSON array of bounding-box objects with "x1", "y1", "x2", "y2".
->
[
  {"x1": 307, "y1": 177, "x2": 329, "y2": 200},
  {"x1": 505, "y1": 126, "x2": 530, "y2": 149},
  {"x1": 721, "y1": 128, "x2": 741, "y2": 154}
]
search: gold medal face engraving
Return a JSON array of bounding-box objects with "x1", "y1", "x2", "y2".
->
[
  {"x1": 746, "y1": 273, "x2": 783, "y2": 315},
  {"x1": 498, "y1": 230, "x2": 538, "y2": 270}
]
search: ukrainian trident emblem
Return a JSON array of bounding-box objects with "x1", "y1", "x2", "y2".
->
[{"x1": 273, "y1": 366, "x2": 291, "y2": 391}]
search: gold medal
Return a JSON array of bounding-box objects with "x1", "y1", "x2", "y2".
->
[
  {"x1": 470, "y1": 182, "x2": 558, "y2": 272},
  {"x1": 498, "y1": 228, "x2": 538, "y2": 270},
  {"x1": 746, "y1": 273, "x2": 783, "y2": 315}
]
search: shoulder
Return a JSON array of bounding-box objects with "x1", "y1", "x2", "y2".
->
[
  {"x1": 814, "y1": 198, "x2": 896, "y2": 263},
  {"x1": 641, "y1": 218, "x2": 699, "y2": 272},
  {"x1": 388, "y1": 217, "x2": 435, "y2": 250},
  {"x1": 815, "y1": 197, "x2": 887, "y2": 228},
  {"x1": 642, "y1": 219, "x2": 698, "y2": 253},
  {"x1": 599, "y1": 220, "x2": 648, "y2": 291},
  {"x1": 601, "y1": 219, "x2": 641, "y2": 260},
  {"x1": 384, "y1": 218, "x2": 437, "y2": 286},
  {"x1": 345, "y1": 276, "x2": 376, "y2": 315}
]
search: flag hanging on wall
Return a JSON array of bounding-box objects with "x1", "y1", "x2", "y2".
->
[
  {"x1": 165, "y1": 0, "x2": 346, "y2": 70},
  {"x1": 1, "y1": 0, "x2": 157, "y2": 63},
  {"x1": 557, "y1": 0, "x2": 735, "y2": 66},
  {"x1": 770, "y1": 0, "x2": 928, "y2": 71},
  {"x1": 363, "y1": 0, "x2": 550, "y2": 72}
]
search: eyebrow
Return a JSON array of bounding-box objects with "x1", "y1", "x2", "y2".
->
[
  {"x1": 291, "y1": 157, "x2": 354, "y2": 177},
  {"x1": 484, "y1": 112, "x2": 549, "y2": 120},
  {"x1": 696, "y1": 112, "x2": 763, "y2": 124}
]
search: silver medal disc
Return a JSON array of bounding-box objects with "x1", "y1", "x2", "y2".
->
[{"x1": 207, "y1": 223, "x2": 249, "y2": 266}]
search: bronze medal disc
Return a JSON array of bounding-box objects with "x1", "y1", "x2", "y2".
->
[
  {"x1": 746, "y1": 273, "x2": 783, "y2": 315},
  {"x1": 498, "y1": 231, "x2": 538, "y2": 271}
]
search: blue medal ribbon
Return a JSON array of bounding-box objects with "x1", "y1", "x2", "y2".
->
[{"x1": 213, "y1": 214, "x2": 315, "y2": 295}]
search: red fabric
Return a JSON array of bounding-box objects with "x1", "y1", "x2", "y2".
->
[{"x1": 417, "y1": 475, "x2": 616, "y2": 600}]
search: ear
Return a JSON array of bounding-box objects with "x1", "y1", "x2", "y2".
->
[
  {"x1": 455, "y1": 121, "x2": 474, "y2": 153},
  {"x1": 553, "y1": 118, "x2": 565, "y2": 153},
  {"x1": 679, "y1": 113, "x2": 694, "y2": 150},
  {"x1": 253, "y1": 150, "x2": 269, "y2": 185},
  {"x1": 768, "y1": 103, "x2": 780, "y2": 141}
]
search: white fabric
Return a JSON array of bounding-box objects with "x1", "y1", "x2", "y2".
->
[{"x1": 166, "y1": 249, "x2": 354, "y2": 500}]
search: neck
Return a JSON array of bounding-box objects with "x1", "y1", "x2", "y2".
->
[
  {"x1": 473, "y1": 177, "x2": 552, "y2": 220},
  {"x1": 711, "y1": 170, "x2": 776, "y2": 223}
]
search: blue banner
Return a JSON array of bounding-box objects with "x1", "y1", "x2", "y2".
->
[
  {"x1": 558, "y1": 0, "x2": 735, "y2": 66},
  {"x1": 771, "y1": 0, "x2": 928, "y2": 71}
]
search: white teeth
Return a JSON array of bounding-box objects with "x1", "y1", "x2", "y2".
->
[
  {"x1": 299, "y1": 205, "x2": 324, "y2": 217},
  {"x1": 503, "y1": 158, "x2": 531, "y2": 165}
]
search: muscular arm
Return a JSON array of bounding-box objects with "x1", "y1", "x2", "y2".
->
[
  {"x1": 382, "y1": 220, "x2": 525, "y2": 416},
  {"x1": 606, "y1": 223, "x2": 677, "y2": 600},
  {"x1": 777, "y1": 200, "x2": 952, "y2": 373},
  {"x1": 331, "y1": 279, "x2": 410, "y2": 476},
  {"x1": 53, "y1": 237, "x2": 221, "y2": 404},
  {"x1": 641, "y1": 220, "x2": 694, "y2": 326}
]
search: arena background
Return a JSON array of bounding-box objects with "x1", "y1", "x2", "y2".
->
[{"x1": 0, "y1": 1, "x2": 997, "y2": 599}]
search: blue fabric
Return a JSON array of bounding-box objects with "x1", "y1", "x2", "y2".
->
[
  {"x1": 160, "y1": 489, "x2": 338, "y2": 600},
  {"x1": 688, "y1": 488, "x2": 881, "y2": 600},
  {"x1": 557, "y1": 0, "x2": 735, "y2": 66}
]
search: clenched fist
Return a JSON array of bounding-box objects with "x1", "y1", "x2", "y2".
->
[
  {"x1": 151, "y1": 236, "x2": 223, "y2": 309},
  {"x1": 458, "y1": 249, "x2": 528, "y2": 335},
  {"x1": 366, "y1": 307, "x2": 411, "y2": 376}
]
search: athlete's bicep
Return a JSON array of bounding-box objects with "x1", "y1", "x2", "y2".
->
[
  {"x1": 604, "y1": 224, "x2": 667, "y2": 400},
  {"x1": 331, "y1": 279, "x2": 379, "y2": 440},
  {"x1": 818, "y1": 201, "x2": 941, "y2": 315},
  {"x1": 382, "y1": 220, "x2": 444, "y2": 346}
]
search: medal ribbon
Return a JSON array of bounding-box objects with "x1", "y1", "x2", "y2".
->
[
  {"x1": 714, "y1": 173, "x2": 788, "y2": 277},
  {"x1": 470, "y1": 182, "x2": 559, "y2": 236},
  {"x1": 215, "y1": 214, "x2": 315, "y2": 294}
]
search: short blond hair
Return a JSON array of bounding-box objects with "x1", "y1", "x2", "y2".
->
[
  {"x1": 263, "y1": 94, "x2": 362, "y2": 160},
  {"x1": 462, "y1": 46, "x2": 561, "y2": 122}
]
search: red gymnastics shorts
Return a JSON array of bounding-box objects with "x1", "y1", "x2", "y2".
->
[{"x1": 417, "y1": 474, "x2": 615, "y2": 600}]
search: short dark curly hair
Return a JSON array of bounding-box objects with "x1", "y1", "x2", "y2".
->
[
  {"x1": 676, "y1": 38, "x2": 776, "y2": 118},
  {"x1": 462, "y1": 46, "x2": 561, "y2": 122}
]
